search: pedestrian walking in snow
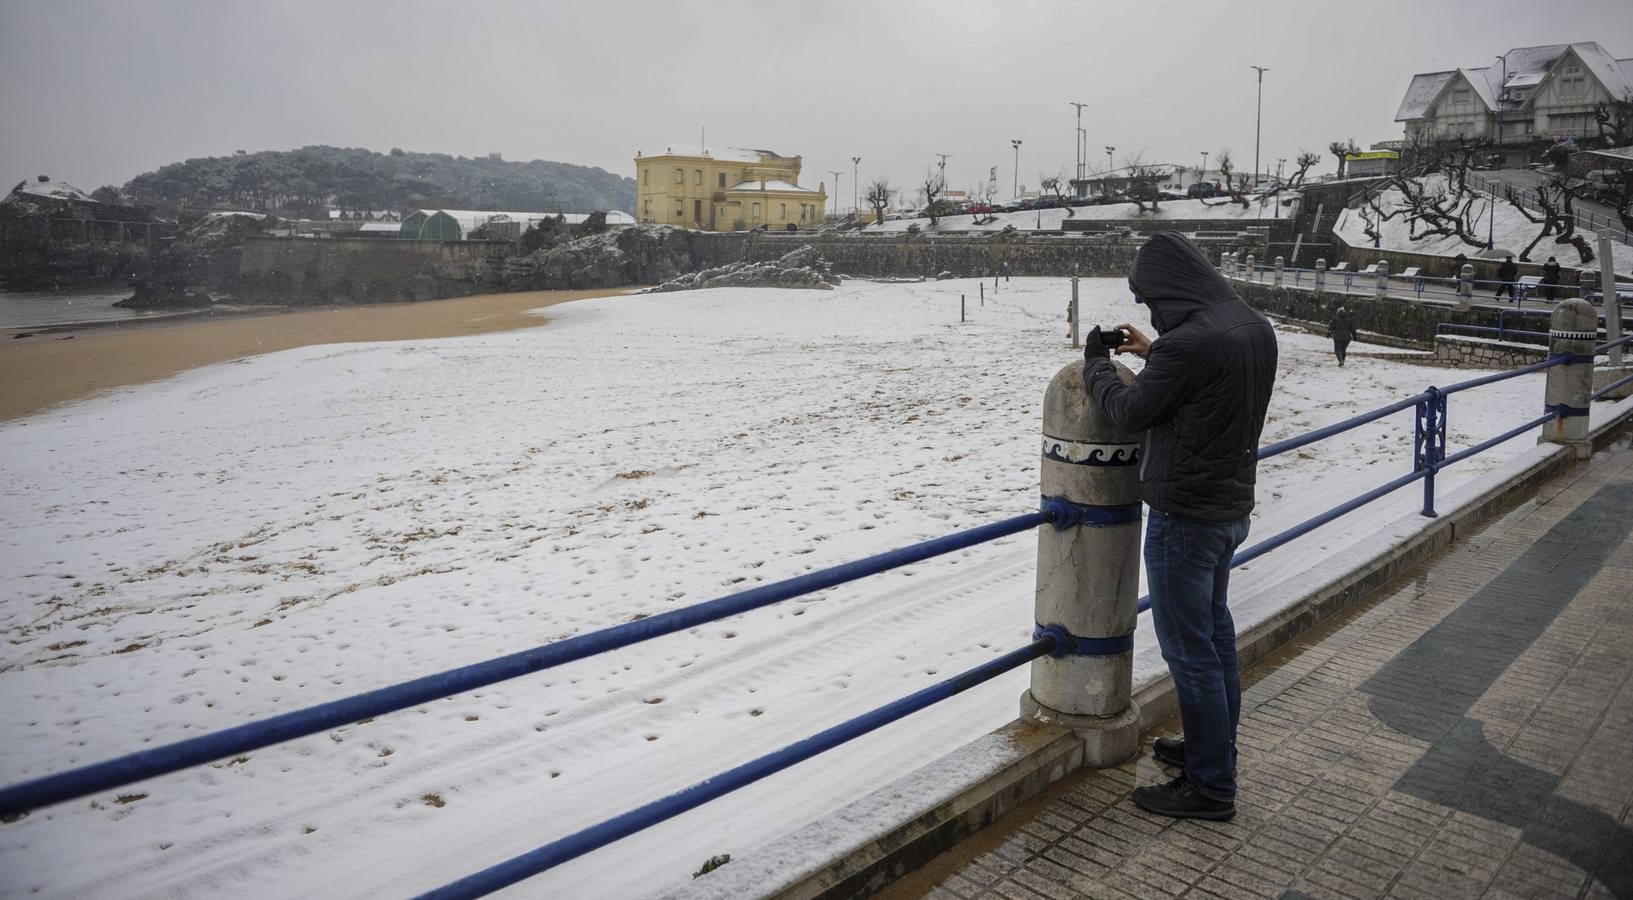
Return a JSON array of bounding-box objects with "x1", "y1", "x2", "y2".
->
[
  {"x1": 1082, "y1": 233, "x2": 1278, "y2": 821},
  {"x1": 1000, "y1": 260, "x2": 1010, "y2": 281},
  {"x1": 1329, "y1": 306, "x2": 1354, "y2": 367},
  {"x1": 1541, "y1": 257, "x2": 1561, "y2": 302},
  {"x1": 1495, "y1": 255, "x2": 1519, "y2": 301}
]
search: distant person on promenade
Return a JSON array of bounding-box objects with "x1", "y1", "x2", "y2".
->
[
  {"x1": 1000, "y1": 260, "x2": 1011, "y2": 281},
  {"x1": 1081, "y1": 233, "x2": 1278, "y2": 820},
  {"x1": 1541, "y1": 256, "x2": 1561, "y2": 302},
  {"x1": 1495, "y1": 255, "x2": 1519, "y2": 301},
  {"x1": 1329, "y1": 306, "x2": 1354, "y2": 366}
]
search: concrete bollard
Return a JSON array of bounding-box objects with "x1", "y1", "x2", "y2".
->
[
  {"x1": 1374, "y1": 259, "x2": 1390, "y2": 299},
  {"x1": 1246, "y1": 254, "x2": 1256, "y2": 281},
  {"x1": 1273, "y1": 256, "x2": 1284, "y2": 287},
  {"x1": 1023, "y1": 360, "x2": 1144, "y2": 767},
  {"x1": 1542, "y1": 298, "x2": 1596, "y2": 459},
  {"x1": 1458, "y1": 264, "x2": 1475, "y2": 299},
  {"x1": 1315, "y1": 258, "x2": 1327, "y2": 295}
]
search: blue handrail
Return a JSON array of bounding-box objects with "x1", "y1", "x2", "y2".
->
[
  {"x1": 419, "y1": 639, "x2": 1052, "y2": 900},
  {"x1": 0, "y1": 510, "x2": 1049, "y2": 817}
]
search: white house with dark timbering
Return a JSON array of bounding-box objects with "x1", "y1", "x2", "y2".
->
[{"x1": 1394, "y1": 42, "x2": 1631, "y2": 162}]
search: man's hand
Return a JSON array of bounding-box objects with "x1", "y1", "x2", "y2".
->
[
  {"x1": 1113, "y1": 322, "x2": 1153, "y2": 359},
  {"x1": 1084, "y1": 326, "x2": 1111, "y2": 362}
]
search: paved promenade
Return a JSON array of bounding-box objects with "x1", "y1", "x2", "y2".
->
[{"x1": 894, "y1": 434, "x2": 1633, "y2": 900}]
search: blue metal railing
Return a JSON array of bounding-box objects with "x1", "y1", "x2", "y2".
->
[{"x1": 4, "y1": 322, "x2": 1631, "y2": 898}]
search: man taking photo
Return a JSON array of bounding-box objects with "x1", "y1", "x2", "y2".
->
[{"x1": 1082, "y1": 233, "x2": 1278, "y2": 820}]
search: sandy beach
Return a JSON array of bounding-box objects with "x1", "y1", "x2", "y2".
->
[{"x1": 0, "y1": 288, "x2": 634, "y2": 422}]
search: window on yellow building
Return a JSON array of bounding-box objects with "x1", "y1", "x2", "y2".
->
[
  {"x1": 751, "y1": 202, "x2": 760, "y2": 219},
  {"x1": 694, "y1": 169, "x2": 702, "y2": 185},
  {"x1": 780, "y1": 203, "x2": 786, "y2": 219},
  {"x1": 643, "y1": 169, "x2": 649, "y2": 185},
  {"x1": 674, "y1": 168, "x2": 684, "y2": 184},
  {"x1": 718, "y1": 173, "x2": 726, "y2": 189}
]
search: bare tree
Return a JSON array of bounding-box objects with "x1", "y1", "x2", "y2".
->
[
  {"x1": 1289, "y1": 151, "x2": 1321, "y2": 187},
  {"x1": 865, "y1": 176, "x2": 893, "y2": 225},
  {"x1": 1593, "y1": 91, "x2": 1633, "y2": 146},
  {"x1": 1202, "y1": 150, "x2": 1252, "y2": 208},
  {"x1": 1328, "y1": 139, "x2": 1360, "y2": 179},
  {"x1": 1363, "y1": 176, "x2": 1486, "y2": 249},
  {"x1": 968, "y1": 178, "x2": 999, "y2": 224},
  {"x1": 1504, "y1": 178, "x2": 1596, "y2": 263},
  {"x1": 922, "y1": 170, "x2": 946, "y2": 225},
  {"x1": 1039, "y1": 169, "x2": 1074, "y2": 217},
  {"x1": 1120, "y1": 153, "x2": 1162, "y2": 212}
]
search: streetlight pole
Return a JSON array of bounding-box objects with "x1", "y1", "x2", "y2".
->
[
  {"x1": 1070, "y1": 101, "x2": 1088, "y2": 188},
  {"x1": 851, "y1": 156, "x2": 861, "y2": 215},
  {"x1": 1011, "y1": 139, "x2": 1022, "y2": 200},
  {"x1": 1250, "y1": 65, "x2": 1270, "y2": 186},
  {"x1": 936, "y1": 153, "x2": 950, "y2": 192},
  {"x1": 1104, "y1": 146, "x2": 1115, "y2": 198},
  {"x1": 1494, "y1": 53, "x2": 1509, "y2": 171},
  {"x1": 829, "y1": 170, "x2": 842, "y2": 220},
  {"x1": 1199, "y1": 150, "x2": 1208, "y2": 186}
]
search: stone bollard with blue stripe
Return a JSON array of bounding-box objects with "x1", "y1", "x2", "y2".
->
[
  {"x1": 1543, "y1": 298, "x2": 1596, "y2": 459},
  {"x1": 1273, "y1": 256, "x2": 1284, "y2": 287},
  {"x1": 1315, "y1": 258, "x2": 1327, "y2": 295},
  {"x1": 1375, "y1": 259, "x2": 1390, "y2": 299},
  {"x1": 1022, "y1": 359, "x2": 1144, "y2": 767}
]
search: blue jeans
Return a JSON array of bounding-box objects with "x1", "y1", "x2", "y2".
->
[{"x1": 1146, "y1": 509, "x2": 1251, "y2": 802}]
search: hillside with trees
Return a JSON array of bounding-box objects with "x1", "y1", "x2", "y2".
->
[{"x1": 116, "y1": 145, "x2": 635, "y2": 217}]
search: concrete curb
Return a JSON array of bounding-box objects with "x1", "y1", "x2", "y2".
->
[{"x1": 668, "y1": 408, "x2": 1633, "y2": 900}]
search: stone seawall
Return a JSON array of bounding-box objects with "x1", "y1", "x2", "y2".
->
[
  {"x1": 1231, "y1": 277, "x2": 1520, "y2": 347},
  {"x1": 233, "y1": 237, "x2": 513, "y2": 304},
  {"x1": 702, "y1": 233, "x2": 1142, "y2": 278}
]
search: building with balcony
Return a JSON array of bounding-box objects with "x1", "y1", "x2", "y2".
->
[
  {"x1": 1394, "y1": 42, "x2": 1632, "y2": 164},
  {"x1": 634, "y1": 145, "x2": 826, "y2": 231}
]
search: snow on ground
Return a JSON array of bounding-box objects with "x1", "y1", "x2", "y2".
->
[
  {"x1": 0, "y1": 278, "x2": 1551, "y2": 898},
  {"x1": 1334, "y1": 174, "x2": 1633, "y2": 276},
  {"x1": 866, "y1": 195, "x2": 1282, "y2": 233}
]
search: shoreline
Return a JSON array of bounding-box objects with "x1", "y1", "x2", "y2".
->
[{"x1": 0, "y1": 288, "x2": 637, "y2": 422}]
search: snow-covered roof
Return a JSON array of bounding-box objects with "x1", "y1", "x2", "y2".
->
[
  {"x1": 357, "y1": 222, "x2": 400, "y2": 233},
  {"x1": 14, "y1": 179, "x2": 95, "y2": 203},
  {"x1": 639, "y1": 145, "x2": 784, "y2": 164},
  {"x1": 1395, "y1": 71, "x2": 1456, "y2": 120},
  {"x1": 1572, "y1": 43, "x2": 1633, "y2": 100},
  {"x1": 726, "y1": 179, "x2": 817, "y2": 193},
  {"x1": 1460, "y1": 67, "x2": 1499, "y2": 111},
  {"x1": 1505, "y1": 72, "x2": 1545, "y2": 88}
]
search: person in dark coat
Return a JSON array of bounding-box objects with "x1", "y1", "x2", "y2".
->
[
  {"x1": 1541, "y1": 256, "x2": 1561, "y2": 302},
  {"x1": 1495, "y1": 255, "x2": 1519, "y2": 301},
  {"x1": 1082, "y1": 233, "x2": 1278, "y2": 821},
  {"x1": 1329, "y1": 306, "x2": 1355, "y2": 366},
  {"x1": 1000, "y1": 260, "x2": 1011, "y2": 281}
]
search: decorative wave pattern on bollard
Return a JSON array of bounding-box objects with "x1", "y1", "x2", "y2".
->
[{"x1": 3, "y1": 325, "x2": 1631, "y2": 898}]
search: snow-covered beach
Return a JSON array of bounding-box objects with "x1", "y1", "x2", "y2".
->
[{"x1": 0, "y1": 278, "x2": 1552, "y2": 898}]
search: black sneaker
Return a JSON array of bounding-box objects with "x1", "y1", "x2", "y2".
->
[
  {"x1": 1153, "y1": 736, "x2": 1186, "y2": 768},
  {"x1": 1132, "y1": 775, "x2": 1235, "y2": 820}
]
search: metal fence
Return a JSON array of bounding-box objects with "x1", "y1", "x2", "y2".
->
[
  {"x1": 1467, "y1": 172, "x2": 1631, "y2": 246},
  {"x1": 2, "y1": 318, "x2": 1631, "y2": 899}
]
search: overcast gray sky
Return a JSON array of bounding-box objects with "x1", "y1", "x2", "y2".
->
[{"x1": 3, "y1": 0, "x2": 1629, "y2": 207}]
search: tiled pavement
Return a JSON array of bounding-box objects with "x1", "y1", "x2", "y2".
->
[{"x1": 903, "y1": 435, "x2": 1633, "y2": 900}]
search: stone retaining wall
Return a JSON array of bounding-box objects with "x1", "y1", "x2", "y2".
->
[
  {"x1": 1432, "y1": 334, "x2": 1548, "y2": 368},
  {"x1": 234, "y1": 236, "x2": 513, "y2": 304},
  {"x1": 699, "y1": 233, "x2": 1143, "y2": 278},
  {"x1": 1230, "y1": 276, "x2": 1515, "y2": 346}
]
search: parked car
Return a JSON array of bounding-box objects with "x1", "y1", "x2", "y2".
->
[
  {"x1": 1583, "y1": 169, "x2": 1623, "y2": 203},
  {"x1": 1186, "y1": 182, "x2": 1219, "y2": 199}
]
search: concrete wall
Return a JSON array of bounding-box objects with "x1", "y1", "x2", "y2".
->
[
  {"x1": 233, "y1": 236, "x2": 513, "y2": 305},
  {"x1": 1432, "y1": 334, "x2": 1549, "y2": 368},
  {"x1": 705, "y1": 233, "x2": 1143, "y2": 278},
  {"x1": 1231, "y1": 276, "x2": 1525, "y2": 346}
]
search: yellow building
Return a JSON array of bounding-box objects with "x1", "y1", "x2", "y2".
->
[{"x1": 634, "y1": 145, "x2": 827, "y2": 231}]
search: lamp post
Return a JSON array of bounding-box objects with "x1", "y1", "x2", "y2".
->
[
  {"x1": 829, "y1": 170, "x2": 842, "y2": 220},
  {"x1": 1199, "y1": 150, "x2": 1208, "y2": 185},
  {"x1": 851, "y1": 156, "x2": 861, "y2": 215},
  {"x1": 1494, "y1": 53, "x2": 1509, "y2": 172},
  {"x1": 1104, "y1": 146, "x2": 1115, "y2": 198},
  {"x1": 1011, "y1": 139, "x2": 1022, "y2": 200},
  {"x1": 1070, "y1": 101, "x2": 1088, "y2": 191},
  {"x1": 1250, "y1": 65, "x2": 1270, "y2": 186},
  {"x1": 936, "y1": 153, "x2": 950, "y2": 195}
]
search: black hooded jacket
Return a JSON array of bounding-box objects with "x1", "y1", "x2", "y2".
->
[{"x1": 1083, "y1": 234, "x2": 1278, "y2": 521}]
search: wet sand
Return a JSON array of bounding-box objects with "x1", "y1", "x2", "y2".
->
[{"x1": 0, "y1": 288, "x2": 634, "y2": 422}]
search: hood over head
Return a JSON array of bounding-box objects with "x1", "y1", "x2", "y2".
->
[{"x1": 1128, "y1": 233, "x2": 1239, "y2": 333}]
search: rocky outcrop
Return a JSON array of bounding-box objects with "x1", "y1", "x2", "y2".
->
[
  {"x1": 644, "y1": 245, "x2": 840, "y2": 292},
  {"x1": 117, "y1": 213, "x2": 279, "y2": 308},
  {"x1": 501, "y1": 225, "x2": 710, "y2": 290}
]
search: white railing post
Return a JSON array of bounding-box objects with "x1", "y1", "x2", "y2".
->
[{"x1": 1375, "y1": 259, "x2": 1390, "y2": 299}]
